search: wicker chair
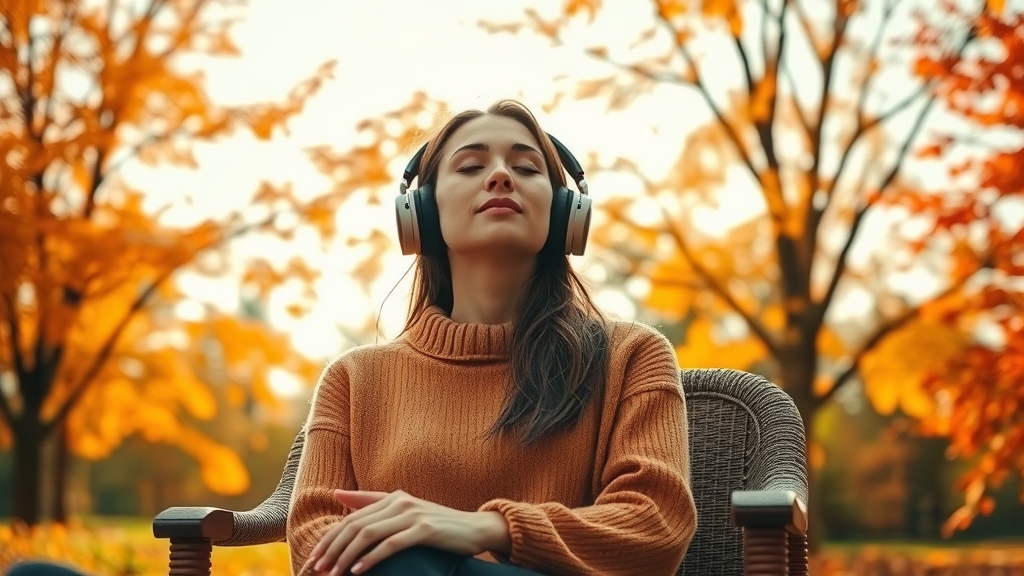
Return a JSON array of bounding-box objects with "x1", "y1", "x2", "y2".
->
[{"x1": 153, "y1": 368, "x2": 809, "y2": 575}]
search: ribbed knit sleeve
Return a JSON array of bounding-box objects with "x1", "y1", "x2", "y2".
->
[
  {"x1": 286, "y1": 360, "x2": 357, "y2": 576},
  {"x1": 478, "y1": 328, "x2": 697, "y2": 576}
]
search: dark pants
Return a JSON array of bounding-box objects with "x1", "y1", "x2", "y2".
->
[
  {"x1": 3, "y1": 548, "x2": 545, "y2": 576},
  {"x1": 364, "y1": 546, "x2": 545, "y2": 576},
  {"x1": 4, "y1": 564, "x2": 85, "y2": 576}
]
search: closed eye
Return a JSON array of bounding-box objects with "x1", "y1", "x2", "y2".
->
[{"x1": 456, "y1": 165, "x2": 541, "y2": 175}]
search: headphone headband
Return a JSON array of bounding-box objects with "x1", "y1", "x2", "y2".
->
[{"x1": 400, "y1": 132, "x2": 588, "y2": 196}]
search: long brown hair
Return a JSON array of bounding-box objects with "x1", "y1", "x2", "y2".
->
[{"x1": 404, "y1": 99, "x2": 610, "y2": 445}]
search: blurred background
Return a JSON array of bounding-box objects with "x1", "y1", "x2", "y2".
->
[{"x1": 1, "y1": 0, "x2": 1022, "y2": 574}]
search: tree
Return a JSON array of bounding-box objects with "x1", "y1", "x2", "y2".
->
[
  {"x1": 0, "y1": 0, "x2": 432, "y2": 526},
  {"x1": 911, "y1": 4, "x2": 1024, "y2": 536},
  {"x1": 482, "y1": 0, "x2": 1021, "y2": 545}
]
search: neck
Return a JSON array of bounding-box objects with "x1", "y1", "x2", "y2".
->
[{"x1": 447, "y1": 252, "x2": 537, "y2": 325}]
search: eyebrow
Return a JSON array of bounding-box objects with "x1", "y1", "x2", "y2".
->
[{"x1": 449, "y1": 142, "x2": 543, "y2": 160}]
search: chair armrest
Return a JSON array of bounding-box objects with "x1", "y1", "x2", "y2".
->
[
  {"x1": 730, "y1": 489, "x2": 808, "y2": 534},
  {"x1": 153, "y1": 506, "x2": 234, "y2": 542}
]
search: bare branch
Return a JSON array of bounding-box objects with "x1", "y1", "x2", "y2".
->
[
  {"x1": 791, "y1": 1, "x2": 821, "y2": 55},
  {"x1": 653, "y1": 17, "x2": 762, "y2": 186},
  {"x1": 102, "y1": 126, "x2": 193, "y2": 179},
  {"x1": 782, "y1": 59, "x2": 814, "y2": 142},
  {"x1": 82, "y1": 149, "x2": 106, "y2": 218},
  {"x1": 803, "y1": 0, "x2": 855, "y2": 241},
  {"x1": 814, "y1": 92, "x2": 939, "y2": 328},
  {"x1": 581, "y1": 50, "x2": 698, "y2": 86},
  {"x1": 39, "y1": 2, "x2": 79, "y2": 143},
  {"x1": 734, "y1": 28, "x2": 755, "y2": 96},
  {"x1": 660, "y1": 207, "x2": 781, "y2": 357}
]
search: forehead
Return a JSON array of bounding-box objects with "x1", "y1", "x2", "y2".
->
[{"x1": 444, "y1": 115, "x2": 541, "y2": 152}]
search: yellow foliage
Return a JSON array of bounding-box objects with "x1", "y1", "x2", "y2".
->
[
  {"x1": 0, "y1": 0, "x2": 425, "y2": 507},
  {"x1": 860, "y1": 320, "x2": 971, "y2": 418},
  {"x1": 676, "y1": 317, "x2": 769, "y2": 371}
]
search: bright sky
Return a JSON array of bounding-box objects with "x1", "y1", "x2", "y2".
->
[
  {"x1": 126, "y1": 0, "x2": 713, "y2": 376},
  {"x1": 119, "y1": 0, "x2": 1023, "y2": 396}
]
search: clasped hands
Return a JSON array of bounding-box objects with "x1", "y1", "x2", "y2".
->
[{"x1": 309, "y1": 489, "x2": 512, "y2": 576}]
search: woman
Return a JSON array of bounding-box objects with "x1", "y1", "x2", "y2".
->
[{"x1": 287, "y1": 99, "x2": 697, "y2": 576}]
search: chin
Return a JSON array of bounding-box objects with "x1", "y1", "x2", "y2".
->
[{"x1": 449, "y1": 237, "x2": 545, "y2": 260}]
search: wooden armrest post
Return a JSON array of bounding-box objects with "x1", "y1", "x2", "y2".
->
[
  {"x1": 731, "y1": 490, "x2": 809, "y2": 576},
  {"x1": 788, "y1": 533, "x2": 809, "y2": 576},
  {"x1": 743, "y1": 527, "x2": 789, "y2": 575},
  {"x1": 154, "y1": 507, "x2": 234, "y2": 576},
  {"x1": 168, "y1": 538, "x2": 213, "y2": 576}
]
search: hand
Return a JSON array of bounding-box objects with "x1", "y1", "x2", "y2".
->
[{"x1": 309, "y1": 489, "x2": 511, "y2": 575}]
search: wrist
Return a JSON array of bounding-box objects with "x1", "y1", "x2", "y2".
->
[{"x1": 476, "y1": 510, "x2": 512, "y2": 556}]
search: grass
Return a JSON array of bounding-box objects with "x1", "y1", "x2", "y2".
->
[{"x1": 2, "y1": 517, "x2": 1024, "y2": 575}]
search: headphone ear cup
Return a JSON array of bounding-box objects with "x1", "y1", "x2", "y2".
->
[
  {"x1": 395, "y1": 190, "x2": 421, "y2": 255},
  {"x1": 547, "y1": 186, "x2": 573, "y2": 255},
  {"x1": 566, "y1": 193, "x2": 592, "y2": 256},
  {"x1": 415, "y1": 183, "x2": 445, "y2": 258}
]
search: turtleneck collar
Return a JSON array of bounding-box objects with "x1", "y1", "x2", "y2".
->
[{"x1": 404, "y1": 306, "x2": 513, "y2": 361}]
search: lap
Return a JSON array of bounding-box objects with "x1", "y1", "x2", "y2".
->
[
  {"x1": 4, "y1": 562, "x2": 90, "y2": 576},
  {"x1": 363, "y1": 546, "x2": 545, "y2": 576}
]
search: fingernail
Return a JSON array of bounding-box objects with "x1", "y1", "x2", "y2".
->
[
  {"x1": 314, "y1": 559, "x2": 324, "y2": 571},
  {"x1": 351, "y1": 562, "x2": 364, "y2": 574}
]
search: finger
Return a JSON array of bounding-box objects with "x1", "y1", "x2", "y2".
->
[
  {"x1": 333, "y1": 490, "x2": 390, "y2": 510},
  {"x1": 328, "y1": 511, "x2": 416, "y2": 576},
  {"x1": 316, "y1": 495, "x2": 397, "y2": 570},
  {"x1": 349, "y1": 526, "x2": 426, "y2": 575},
  {"x1": 312, "y1": 523, "x2": 346, "y2": 569},
  {"x1": 322, "y1": 505, "x2": 409, "y2": 575}
]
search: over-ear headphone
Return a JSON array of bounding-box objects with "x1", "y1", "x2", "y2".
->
[{"x1": 395, "y1": 133, "x2": 592, "y2": 257}]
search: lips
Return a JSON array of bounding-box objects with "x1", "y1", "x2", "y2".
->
[{"x1": 477, "y1": 198, "x2": 523, "y2": 213}]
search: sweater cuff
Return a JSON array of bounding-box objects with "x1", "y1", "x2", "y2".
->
[{"x1": 478, "y1": 498, "x2": 546, "y2": 568}]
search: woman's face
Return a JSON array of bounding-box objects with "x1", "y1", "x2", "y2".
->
[{"x1": 434, "y1": 115, "x2": 554, "y2": 259}]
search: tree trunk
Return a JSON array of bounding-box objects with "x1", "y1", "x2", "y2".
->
[
  {"x1": 778, "y1": 343, "x2": 823, "y2": 553},
  {"x1": 11, "y1": 421, "x2": 46, "y2": 527},
  {"x1": 51, "y1": 422, "x2": 69, "y2": 523}
]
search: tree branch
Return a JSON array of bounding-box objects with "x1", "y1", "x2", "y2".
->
[
  {"x1": 815, "y1": 268, "x2": 979, "y2": 409},
  {"x1": 580, "y1": 50, "x2": 704, "y2": 86},
  {"x1": 802, "y1": 0, "x2": 856, "y2": 261},
  {"x1": 813, "y1": 91, "x2": 939, "y2": 331},
  {"x1": 42, "y1": 269, "x2": 171, "y2": 437},
  {"x1": 653, "y1": 16, "x2": 763, "y2": 184},
  {"x1": 82, "y1": 148, "x2": 106, "y2": 218},
  {"x1": 41, "y1": 208, "x2": 287, "y2": 435},
  {"x1": 734, "y1": 25, "x2": 755, "y2": 96},
  {"x1": 660, "y1": 207, "x2": 781, "y2": 357},
  {"x1": 782, "y1": 55, "x2": 813, "y2": 142}
]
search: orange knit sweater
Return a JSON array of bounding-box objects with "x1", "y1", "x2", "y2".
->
[{"x1": 286, "y1": 306, "x2": 697, "y2": 576}]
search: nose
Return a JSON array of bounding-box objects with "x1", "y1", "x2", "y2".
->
[{"x1": 486, "y1": 167, "x2": 513, "y2": 192}]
